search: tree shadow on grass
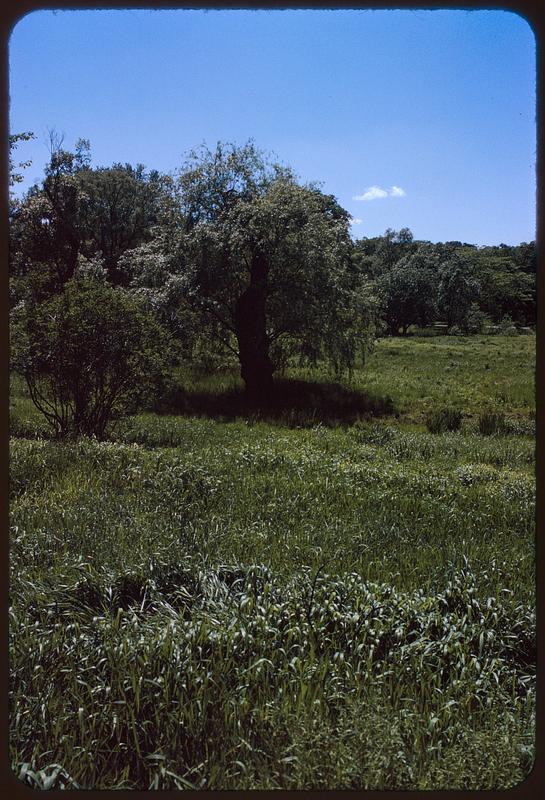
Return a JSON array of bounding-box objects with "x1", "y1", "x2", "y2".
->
[{"x1": 154, "y1": 377, "x2": 396, "y2": 427}]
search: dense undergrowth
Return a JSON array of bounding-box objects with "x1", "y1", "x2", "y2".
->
[
  {"x1": 9, "y1": 334, "x2": 535, "y2": 789},
  {"x1": 11, "y1": 559, "x2": 535, "y2": 789}
]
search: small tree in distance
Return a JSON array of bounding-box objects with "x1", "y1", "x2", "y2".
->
[
  {"x1": 11, "y1": 278, "x2": 173, "y2": 438},
  {"x1": 376, "y1": 249, "x2": 439, "y2": 335},
  {"x1": 437, "y1": 254, "x2": 480, "y2": 332}
]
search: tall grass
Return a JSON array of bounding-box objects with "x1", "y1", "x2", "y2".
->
[
  {"x1": 10, "y1": 560, "x2": 534, "y2": 789},
  {"x1": 9, "y1": 334, "x2": 535, "y2": 789}
]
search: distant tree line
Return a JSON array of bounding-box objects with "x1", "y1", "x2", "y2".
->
[
  {"x1": 352, "y1": 228, "x2": 535, "y2": 335},
  {"x1": 9, "y1": 134, "x2": 536, "y2": 436}
]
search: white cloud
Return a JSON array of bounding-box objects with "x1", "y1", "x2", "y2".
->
[
  {"x1": 350, "y1": 217, "x2": 363, "y2": 225},
  {"x1": 353, "y1": 185, "x2": 407, "y2": 201},
  {"x1": 353, "y1": 185, "x2": 388, "y2": 201}
]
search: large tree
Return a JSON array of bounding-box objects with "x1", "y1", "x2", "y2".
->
[{"x1": 166, "y1": 142, "x2": 370, "y2": 401}]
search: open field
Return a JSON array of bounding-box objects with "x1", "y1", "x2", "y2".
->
[
  {"x1": 10, "y1": 334, "x2": 536, "y2": 434},
  {"x1": 9, "y1": 334, "x2": 535, "y2": 789},
  {"x1": 353, "y1": 333, "x2": 535, "y2": 420}
]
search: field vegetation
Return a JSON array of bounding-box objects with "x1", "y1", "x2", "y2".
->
[{"x1": 9, "y1": 334, "x2": 535, "y2": 790}]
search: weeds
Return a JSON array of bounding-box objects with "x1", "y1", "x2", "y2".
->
[
  {"x1": 10, "y1": 561, "x2": 535, "y2": 789},
  {"x1": 425, "y1": 407, "x2": 463, "y2": 433},
  {"x1": 479, "y1": 411, "x2": 506, "y2": 436}
]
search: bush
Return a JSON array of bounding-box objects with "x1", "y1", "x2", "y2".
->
[
  {"x1": 412, "y1": 327, "x2": 440, "y2": 338},
  {"x1": 478, "y1": 411, "x2": 506, "y2": 436},
  {"x1": 11, "y1": 278, "x2": 174, "y2": 438},
  {"x1": 464, "y1": 304, "x2": 489, "y2": 335},
  {"x1": 499, "y1": 315, "x2": 518, "y2": 336},
  {"x1": 425, "y1": 407, "x2": 463, "y2": 433}
]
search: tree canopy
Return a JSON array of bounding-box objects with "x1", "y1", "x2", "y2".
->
[
  {"x1": 9, "y1": 131, "x2": 35, "y2": 187},
  {"x1": 9, "y1": 138, "x2": 169, "y2": 297},
  {"x1": 9, "y1": 136, "x2": 536, "y2": 426},
  {"x1": 157, "y1": 142, "x2": 373, "y2": 400}
]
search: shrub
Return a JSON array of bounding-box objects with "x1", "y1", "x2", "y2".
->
[
  {"x1": 425, "y1": 407, "x2": 463, "y2": 434},
  {"x1": 499, "y1": 315, "x2": 518, "y2": 336},
  {"x1": 11, "y1": 277, "x2": 173, "y2": 438},
  {"x1": 478, "y1": 411, "x2": 506, "y2": 436},
  {"x1": 413, "y1": 326, "x2": 440, "y2": 338},
  {"x1": 464, "y1": 303, "x2": 489, "y2": 334}
]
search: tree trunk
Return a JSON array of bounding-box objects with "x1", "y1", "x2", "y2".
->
[{"x1": 234, "y1": 252, "x2": 274, "y2": 405}]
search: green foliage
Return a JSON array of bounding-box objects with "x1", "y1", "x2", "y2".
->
[
  {"x1": 352, "y1": 227, "x2": 417, "y2": 277},
  {"x1": 9, "y1": 137, "x2": 169, "y2": 289},
  {"x1": 499, "y1": 314, "x2": 518, "y2": 336},
  {"x1": 9, "y1": 332, "x2": 535, "y2": 787},
  {"x1": 76, "y1": 163, "x2": 169, "y2": 282},
  {"x1": 10, "y1": 558, "x2": 535, "y2": 789},
  {"x1": 464, "y1": 302, "x2": 489, "y2": 334},
  {"x1": 11, "y1": 278, "x2": 173, "y2": 438},
  {"x1": 10, "y1": 332, "x2": 535, "y2": 433},
  {"x1": 8, "y1": 138, "x2": 538, "y2": 789},
  {"x1": 437, "y1": 254, "x2": 480, "y2": 331},
  {"x1": 354, "y1": 234, "x2": 535, "y2": 335},
  {"x1": 173, "y1": 142, "x2": 372, "y2": 396},
  {"x1": 356, "y1": 334, "x2": 535, "y2": 420},
  {"x1": 152, "y1": 374, "x2": 395, "y2": 427},
  {"x1": 425, "y1": 407, "x2": 463, "y2": 434},
  {"x1": 9, "y1": 131, "x2": 35, "y2": 187},
  {"x1": 375, "y1": 247, "x2": 439, "y2": 335},
  {"x1": 476, "y1": 256, "x2": 535, "y2": 326}
]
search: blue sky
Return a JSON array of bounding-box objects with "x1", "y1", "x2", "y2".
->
[{"x1": 9, "y1": 8, "x2": 536, "y2": 245}]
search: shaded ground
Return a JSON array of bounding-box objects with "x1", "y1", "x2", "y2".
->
[{"x1": 154, "y1": 377, "x2": 396, "y2": 427}]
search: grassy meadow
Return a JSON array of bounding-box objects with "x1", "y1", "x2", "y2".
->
[{"x1": 9, "y1": 334, "x2": 536, "y2": 789}]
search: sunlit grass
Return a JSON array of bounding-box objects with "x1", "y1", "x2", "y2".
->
[{"x1": 354, "y1": 334, "x2": 535, "y2": 419}]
